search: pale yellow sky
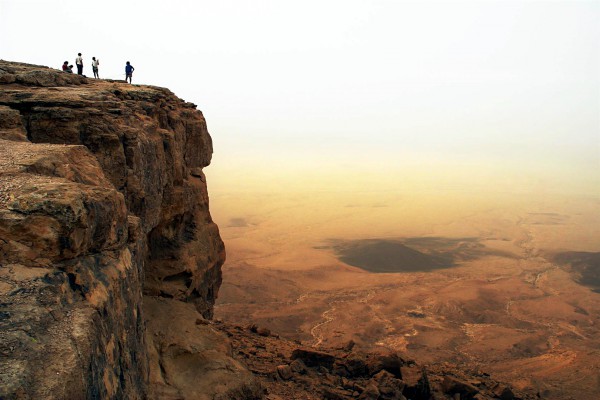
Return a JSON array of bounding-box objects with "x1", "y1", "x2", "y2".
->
[{"x1": 1, "y1": 0, "x2": 598, "y2": 197}]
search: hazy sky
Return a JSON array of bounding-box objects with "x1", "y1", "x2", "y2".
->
[{"x1": 1, "y1": 0, "x2": 598, "y2": 195}]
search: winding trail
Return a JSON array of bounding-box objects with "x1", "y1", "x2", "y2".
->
[
  {"x1": 308, "y1": 286, "x2": 395, "y2": 348},
  {"x1": 310, "y1": 303, "x2": 337, "y2": 348}
]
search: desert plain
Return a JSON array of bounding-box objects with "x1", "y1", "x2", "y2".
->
[{"x1": 210, "y1": 172, "x2": 600, "y2": 400}]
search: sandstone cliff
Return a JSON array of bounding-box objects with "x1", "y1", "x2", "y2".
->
[
  {"x1": 0, "y1": 60, "x2": 259, "y2": 399},
  {"x1": 0, "y1": 61, "x2": 536, "y2": 400}
]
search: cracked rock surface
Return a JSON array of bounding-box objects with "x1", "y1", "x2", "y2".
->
[{"x1": 0, "y1": 60, "x2": 230, "y2": 399}]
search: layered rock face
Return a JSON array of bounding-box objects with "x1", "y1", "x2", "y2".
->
[
  {"x1": 0, "y1": 61, "x2": 533, "y2": 400},
  {"x1": 0, "y1": 61, "x2": 232, "y2": 398}
]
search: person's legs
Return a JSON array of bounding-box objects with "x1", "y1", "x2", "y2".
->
[{"x1": 77, "y1": 64, "x2": 83, "y2": 75}]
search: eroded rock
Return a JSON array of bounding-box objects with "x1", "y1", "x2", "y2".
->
[
  {"x1": 0, "y1": 60, "x2": 226, "y2": 399},
  {"x1": 292, "y1": 348, "x2": 336, "y2": 369},
  {"x1": 145, "y1": 297, "x2": 262, "y2": 399}
]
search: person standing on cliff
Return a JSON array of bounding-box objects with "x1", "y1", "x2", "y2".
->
[
  {"x1": 125, "y1": 61, "x2": 134, "y2": 83},
  {"x1": 91, "y1": 57, "x2": 100, "y2": 79},
  {"x1": 75, "y1": 53, "x2": 83, "y2": 75}
]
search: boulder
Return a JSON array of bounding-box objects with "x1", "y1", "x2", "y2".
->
[
  {"x1": 442, "y1": 376, "x2": 480, "y2": 399},
  {"x1": 401, "y1": 367, "x2": 431, "y2": 400},
  {"x1": 276, "y1": 365, "x2": 293, "y2": 381},
  {"x1": 358, "y1": 382, "x2": 380, "y2": 400},
  {"x1": 291, "y1": 348, "x2": 336, "y2": 369},
  {"x1": 145, "y1": 297, "x2": 263, "y2": 399},
  {"x1": 366, "y1": 351, "x2": 405, "y2": 378},
  {"x1": 373, "y1": 370, "x2": 406, "y2": 399}
]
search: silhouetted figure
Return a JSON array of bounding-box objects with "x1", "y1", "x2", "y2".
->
[
  {"x1": 75, "y1": 53, "x2": 83, "y2": 75},
  {"x1": 92, "y1": 57, "x2": 100, "y2": 78},
  {"x1": 125, "y1": 61, "x2": 134, "y2": 83}
]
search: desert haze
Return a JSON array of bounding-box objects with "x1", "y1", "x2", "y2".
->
[{"x1": 210, "y1": 172, "x2": 600, "y2": 400}]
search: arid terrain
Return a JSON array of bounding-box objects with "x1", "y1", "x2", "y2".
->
[{"x1": 211, "y1": 185, "x2": 600, "y2": 400}]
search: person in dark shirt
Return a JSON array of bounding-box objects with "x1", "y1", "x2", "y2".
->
[
  {"x1": 125, "y1": 61, "x2": 134, "y2": 83},
  {"x1": 62, "y1": 61, "x2": 73, "y2": 73}
]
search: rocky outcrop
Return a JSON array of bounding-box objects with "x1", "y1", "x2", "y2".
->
[
  {"x1": 0, "y1": 138, "x2": 146, "y2": 399},
  {"x1": 145, "y1": 297, "x2": 262, "y2": 400},
  {"x1": 217, "y1": 321, "x2": 537, "y2": 400},
  {"x1": 0, "y1": 60, "x2": 541, "y2": 400},
  {"x1": 0, "y1": 60, "x2": 229, "y2": 398}
]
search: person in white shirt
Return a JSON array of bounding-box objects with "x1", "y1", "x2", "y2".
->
[
  {"x1": 92, "y1": 57, "x2": 100, "y2": 79},
  {"x1": 75, "y1": 53, "x2": 83, "y2": 75}
]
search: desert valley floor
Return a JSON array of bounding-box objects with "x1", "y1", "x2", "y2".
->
[{"x1": 210, "y1": 185, "x2": 600, "y2": 400}]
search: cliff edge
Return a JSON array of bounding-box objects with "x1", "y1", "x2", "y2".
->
[
  {"x1": 0, "y1": 60, "x2": 260, "y2": 399},
  {"x1": 0, "y1": 61, "x2": 537, "y2": 400}
]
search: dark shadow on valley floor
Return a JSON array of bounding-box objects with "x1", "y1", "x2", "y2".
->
[
  {"x1": 334, "y1": 239, "x2": 452, "y2": 273},
  {"x1": 553, "y1": 251, "x2": 600, "y2": 292},
  {"x1": 228, "y1": 217, "x2": 250, "y2": 227},
  {"x1": 328, "y1": 237, "x2": 518, "y2": 273}
]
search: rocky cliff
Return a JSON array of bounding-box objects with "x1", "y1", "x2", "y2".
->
[
  {"x1": 0, "y1": 61, "x2": 536, "y2": 400},
  {"x1": 0, "y1": 60, "x2": 259, "y2": 399}
]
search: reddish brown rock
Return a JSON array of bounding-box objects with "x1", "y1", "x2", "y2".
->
[
  {"x1": 371, "y1": 370, "x2": 405, "y2": 399},
  {"x1": 442, "y1": 376, "x2": 480, "y2": 399},
  {"x1": 276, "y1": 365, "x2": 293, "y2": 381},
  {"x1": 0, "y1": 60, "x2": 226, "y2": 399},
  {"x1": 145, "y1": 297, "x2": 262, "y2": 399},
  {"x1": 365, "y1": 351, "x2": 405, "y2": 379},
  {"x1": 357, "y1": 382, "x2": 380, "y2": 400},
  {"x1": 322, "y1": 387, "x2": 353, "y2": 399},
  {"x1": 0, "y1": 60, "x2": 224, "y2": 319},
  {"x1": 290, "y1": 359, "x2": 307, "y2": 374},
  {"x1": 0, "y1": 106, "x2": 27, "y2": 141},
  {"x1": 216, "y1": 318, "x2": 539, "y2": 400},
  {"x1": 0, "y1": 61, "x2": 87, "y2": 86},
  {"x1": 292, "y1": 348, "x2": 337, "y2": 369},
  {"x1": 0, "y1": 139, "x2": 145, "y2": 399},
  {"x1": 0, "y1": 60, "x2": 543, "y2": 400},
  {"x1": 401, "y1": 366, "x2": 431, "y2": 400}
]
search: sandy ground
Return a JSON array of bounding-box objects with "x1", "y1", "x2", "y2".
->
[{"x1": 210, "y1": 187, "x2": 600, "y2": 400}]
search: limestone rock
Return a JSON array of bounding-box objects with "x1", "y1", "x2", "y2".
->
[
  {"x1": 372, "y1": 370, "x2": 405, "y2": 399},
  {"x1": 401, "y1": 366, "x2": 431, "y2": 400},
  {"x1": 365, "y1": 351, "x2": 405, "y2": 378},
  {"x1": 291, "y1": 348, "x2": 336, "y2": 369},
  {"x1": 145, "y1": 297, "x2": 262, "y2": 400},
  {"x1": 442, "y1": 376, "x2": 480, "y2": 399},
  {"x1": 0, "y1": 60, "x2": 226, "y2": 399},
  {"x1": 0, "y1": 60, "x2": 224, "y2": 319},
  {"x1": 323, "y1": 387, "x2": 353, "y2": 399},
  {"x1": 0, "y1": 61, "x2": 87, "y2": 86},
  {"x1": 0, "y1": 106, "x2": 27, "y2": 141},
  {"x1": 357, "y1": 382, "x2": 380, "y2": 400},
  {"x1": 276, "y1": 365, "x2": 293, "y2": 381},
  {"x1": 335, "y1": 354, "x2": 369, "y2": 378},
  {"x1": 0, "y1": 140, "x2": 145, "y2": 399},
  {"x1": 0, "y1": 60, "x2": 541, "y2": 400},
  {"x1": 290, "y1": 359, "x2": 307, "y2": 374}
]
